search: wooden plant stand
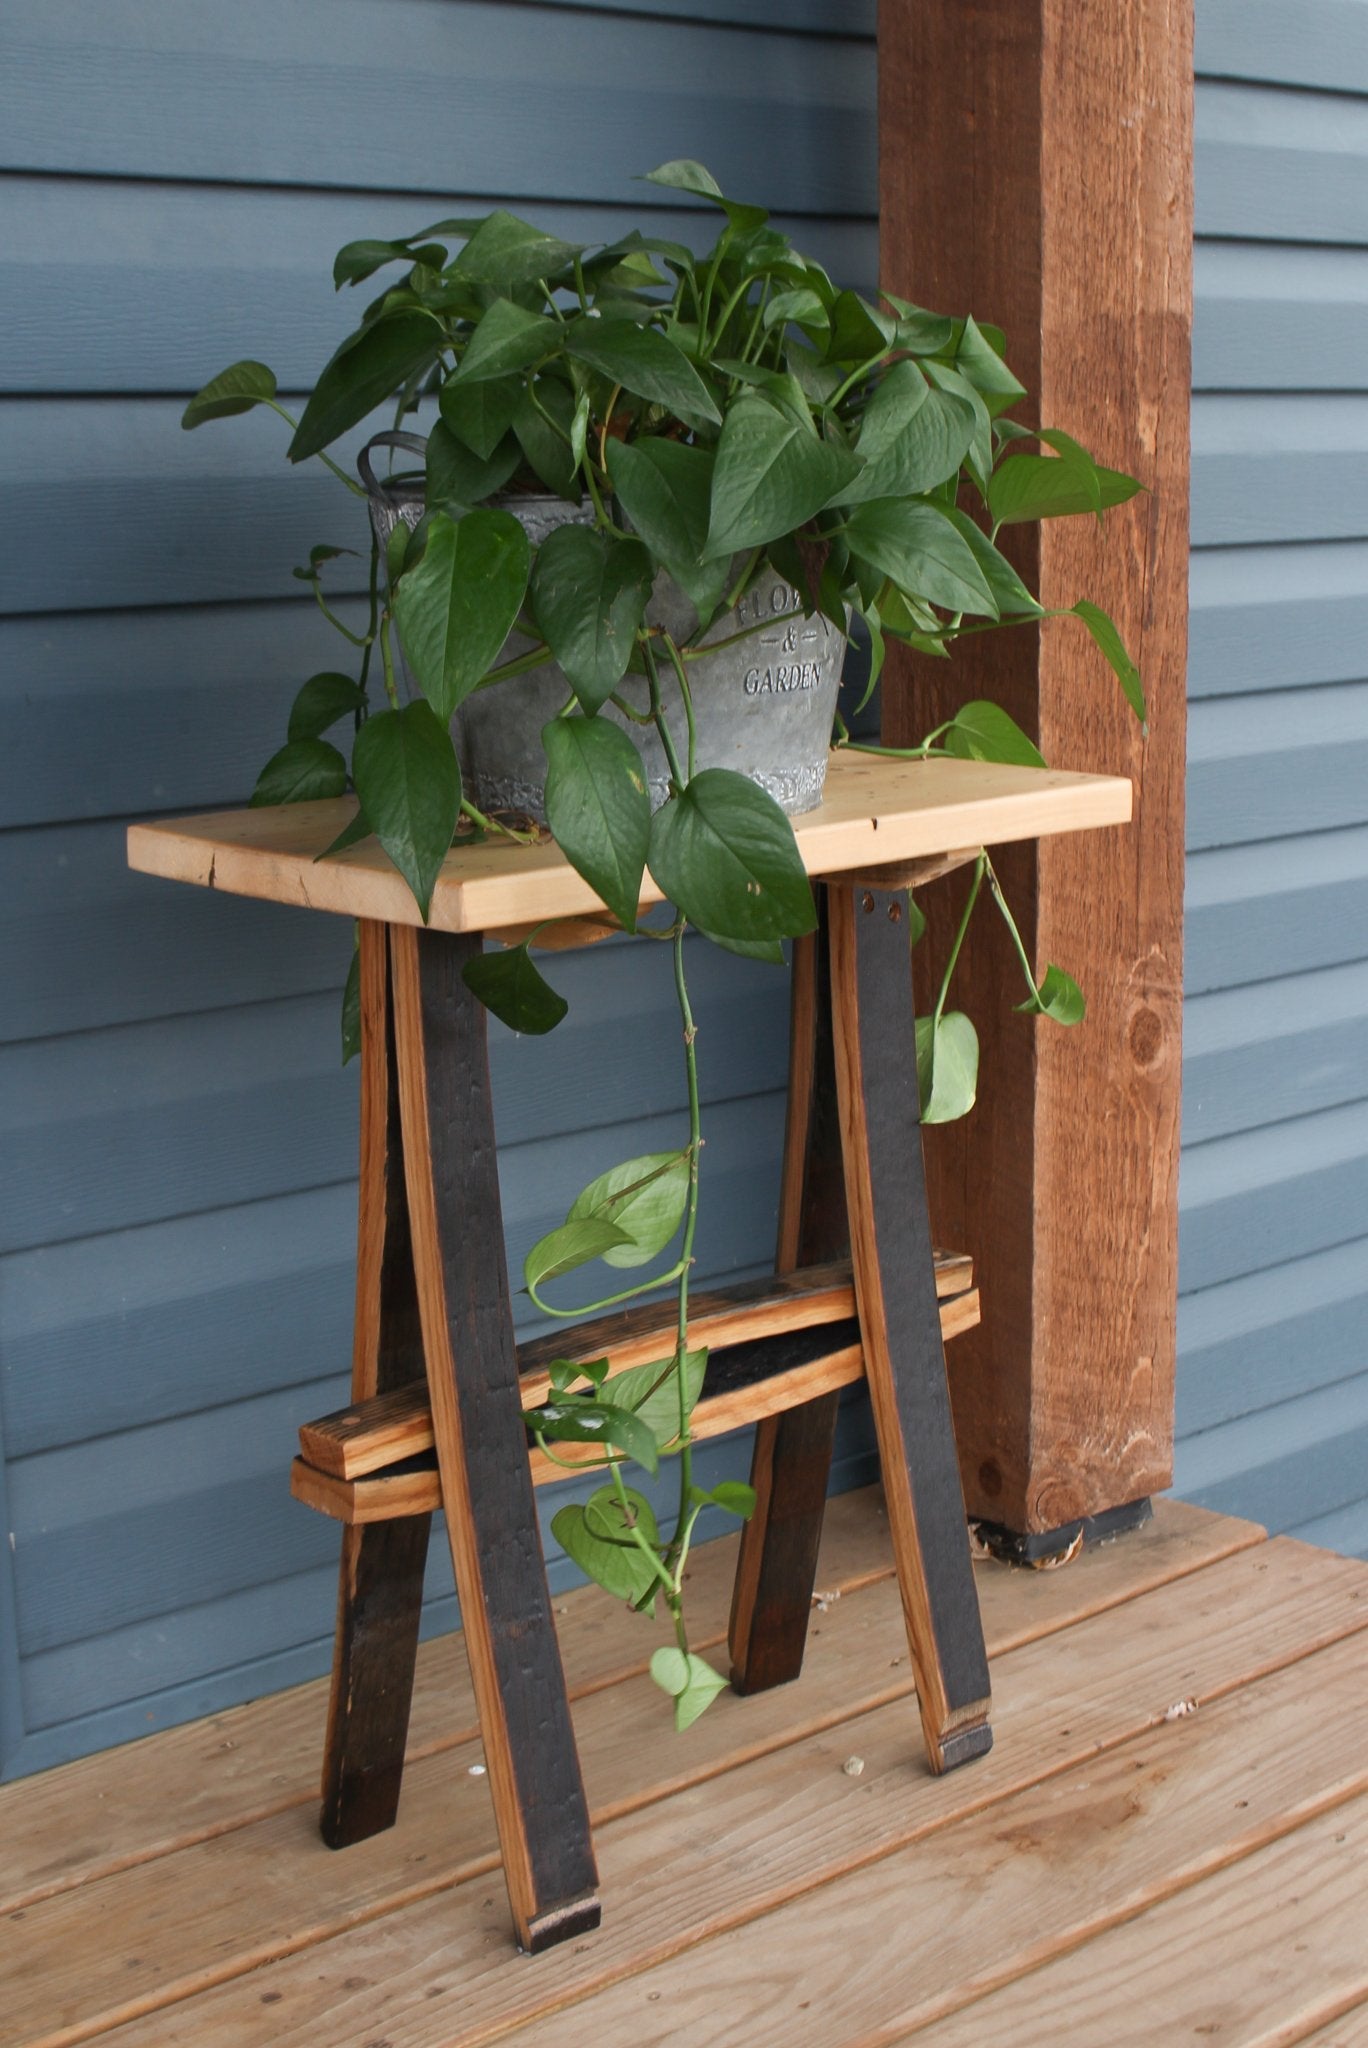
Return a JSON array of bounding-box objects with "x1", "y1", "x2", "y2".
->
[{"x1": 127, "y1": 753, "x2": 1131, "y2": 1952}]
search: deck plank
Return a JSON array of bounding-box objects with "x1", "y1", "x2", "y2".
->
[
  {"x1": 902, "y1": 1792, "x2": 1368, "y2": 2047},
  {"x1": 0, "y1": 1486, "x2": 887, "y2": 1913},
  {"x1": 63, "y1": 1536, "x2": 1368, "y2": 2048},
  {"x1": 1294, "y1": 2003, "x2": 1368, "y2": 2048},
  {"x1": 0, "y1": 1494, "x2": 1250, "y2": 1915},
  {"x1": 504, "y1": 1615, "x2": 1368, "y2": 2047}
]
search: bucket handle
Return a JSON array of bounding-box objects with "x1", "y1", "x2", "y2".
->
[{"x1": 356, "y1": 430, "x2": 429, "y2": 499}]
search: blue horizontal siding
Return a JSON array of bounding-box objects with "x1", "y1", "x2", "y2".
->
[
  {"x1": 1183, "y1": 960, "x2": 1368, "y2": 1143},
  {"x1": 1178, "y1": 1237, "x2": 1368, "y2": 1434},
  {"x1": 1180, "y1": 1097, "x2": 1368, "y2": 1297},
  {"x1": 1193, "y1": 243, "x2": 1368, "y2": 391},
  {"x1": 0, "y1": 602, "x2": 361, "y2": 831},
  {"x1": 1179, "y1": 28, "x2": 1368, "y2": 1558},
  {"x1": 1185, "y1": 827, "x2": 1368, "y2": 994},
  {"x1": 1189, "y1": 543, "x2": 1368, "y2": 699},
  {"x1": 0, "y1": 176, "x2": 877, "y2": 398},
  {"x1": 1196, "y1": 78, "x2": 1368, "y2": 243},
  {"x1": 1191, "y1": 396, "x2": 1368, "y2": 547},
  {"x1": 1196, "y1": 0, "x2": 1368, "y2": 94},
  {"x1": 0, "y1": 0, "x2": 876, "y2": 1779},
  {"x1": 0, "y1": 4, "x2": 875, "y2": 205},
  {"x1": 0, "y1": 933, "x2": 789, "y2": 1251},
  {"x1": 1173, "y1": 1372, "x2": 1368, "y2": 1534},
  {"x1": 0, "y1": 823, "x2": 353, "y2": 1042},
  {"x1": 1186, "y1": 685, "x2": 1368, "y2": 850}
]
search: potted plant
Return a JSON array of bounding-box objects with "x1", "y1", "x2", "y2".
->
[{"x1": 183, "y1": 159, "x2": 1143, "y2": 1728}]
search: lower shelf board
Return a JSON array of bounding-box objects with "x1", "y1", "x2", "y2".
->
[{"x1": 292, "y1": 1278, "x2": 979, "y2": 1526}]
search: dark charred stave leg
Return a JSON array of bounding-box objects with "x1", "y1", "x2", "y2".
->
[
  {"x1": 729, "y1": 904, "x2": 848, "y2": 1694},
  {"x1": 391, "y1": 924, "x2": 599, "y2": 1952},
  {"x1": 320, "y1": 920, "x2": 432, "y2": 1848},
  {"x1": 828, "y1": 883, "x2": 992, "y2": 1773}
]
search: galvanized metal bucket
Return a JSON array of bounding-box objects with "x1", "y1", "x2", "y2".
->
[{"x1": 358, "y1": 434, "x2": 846, "y2": 819}]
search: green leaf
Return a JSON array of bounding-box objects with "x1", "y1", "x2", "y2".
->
[
  {"x1": 1016, "y1": 962, "x2": 1086, "y2": 1025},
  {"x1": 452, "y1": 210, "x2": 583, "y2": 287},
  {"x1": 512, "y1": 380, "x2": 580, "y2": 498},
  {"x1": 698, "y1": 927, "x2": 786, "y2": 964},
  {"x1": 349, "y1": 699, "x2": 461, "y2": 920},
  {"x1": 707, "y1": 1480, "x2": 757, "y2": 1518},
  {"x1": 954, "y1": 315, "x2": 1027, "y2": 419},
  {"x1": 569, "y1": 388, "x2": 591, "y2": 470},
  {"x1": 181, "y1": 360, "x2": 277, "y2": 429},
  {"x1": 525, "y1": 1216, "x2": 633, "y2": 1292},
  {"x1": 567, "y1": 1150, "x2": 690, "y2": 1269},
  {"x1": 839, "y1": 367, "x2": 979, "y2": 503},
  {"x1": 881, "y1": 294, "x2": 957, "y2": 356},
  {"x1": 923, "y1": 361, "x2": 994, "y2": 489},
  {"x1": 705, "y1": 396, "x2": 859, "y2": 558},
  {"x1": 455, "y1": 298, "x2": 561, "y2": 386},
  {"x1": 605, "y1": 1348, "x2": 708, "y2": 1450},
  {"x1": 529, "y1": 525, "x2": 655, "y2": 713},
  {"x1": 938, "y1": 509, "x2": 1043, "y2": 617},
  {"x1": 843, "y1": 499, "x2": 997, "y2": 618},
  {"x1": 462, "y1": 942, "x2": 569, "y2": 1036},
  {"x1": 565, "y1": 317, "x2": 721, "y2": 427},
  {"x1": 988, "y1": 451, "x2": 1143, "y2": 527},
  {"x1": 542, "y1": 717, "x2": 650, "y2": 931},
  {"x1": 526, "y1": 1396, "x2": 659, "y2": 1476},
  {"x1": 914, "y1": 1010, "x2": 980, "y2": 1124},
  {"x1": 318, "y1": 805, "x2": 374, "y2": 859},
  {"x1": 340, "y1": 945, "x2": 362, "y2": 1065},
  {"x1": 824, "y1": 289, "x2": 896, "y2": 364},
  {"x1": 644, "y1": 158, "x2": 724, "y2": 200},
  {"x1": 394, "y1": 508, "x2": 531, "y2": 722},
  {"x1": 944, "y1": 701, "x2": 1046, "y2": 769},
  {"x1": 288, "y1": 314, "x2": 438, "y2": 462},
  {"x1": 425, "y1": 419, "x2": 520, "y2": 511},
  {"x1": 906, "y1": 895, "x2": 927, "y2": 947},
  {"x1": 287, "y1": 672, "x2": 368, "y2": 743},
  {"x1": 643, "y1": 159, "x2": 767, "y2": 234},
  {"x1": 649, "y1": 1647, "x2": 729, "y2": 1732},
  {"x1": 1070, "y1": 600, "x2": 1147, "y2": 723},
  {"x1": 605, "y1": 437, "x2": 728, "y2": 622},
  {"x1": 762, "y1": 288, "x2": 830, "y2": 340},
  {"x1": 438, "y1": 375, "x2": 521, "y2": 460},
  {"x1": 553, "y1": 1495, "x2": 659, "y2": 1607},
  {"x1": 250, "y1": 737, "x2": 348, "y2": 807},
  {"x1": 647, "y1": 769, "x2": 817, "y2": 942},
  {"x1": 332, "y1": 237, "x2": 452, "y2": 289}
]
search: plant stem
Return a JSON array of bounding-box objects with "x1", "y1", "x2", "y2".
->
[
  {"x1": 261, "y1": 398, "x2": 367, "y2": 496},
  {"x1": 665, "y1": 919, "x2": 703, "y2": 1582},
  {"x1": 933, "y1": 854, "x2": 986, "y2": 1029},
  {"x1": 311, "y1": 582, "x2": 371, "y2": 647},
  {"x1": 378, "y1": 613, "x2": 400, "y2": 708},
  {"x1": 526, "y1": 1259, "x2": 688, "y2": 1321},
  {"x1": 458, "y1": 797, "x2": 538, "y2": 844},
  {"x1": 660, "y1": 633, "x2": 697, "y2": 780},
  {"x1": 641, "y1": 637, "x2": 686, "y2": 788},
  {"x1": 983, "y1": 855, "x2": 1044, "y2": 1005}
]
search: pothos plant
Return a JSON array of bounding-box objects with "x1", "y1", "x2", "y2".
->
[{"x1": 184, "y1": 159, "x2": 1143, "y2": 1729}]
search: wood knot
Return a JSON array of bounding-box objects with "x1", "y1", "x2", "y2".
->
[
  {"x1": 977, "y1": 1458, "x2": 1004, "y2": 1499},
  {"x1": 1128, "y1": 1005, "x2": 1163, "y2": 1068}
]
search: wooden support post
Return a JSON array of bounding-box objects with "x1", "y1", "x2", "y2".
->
[
  {"x1": 828, "y1": 883, "x2": 992, "y2": 1771},
  {"x1": 319, "y1": 921, "x2": 432, "y2": 1848},
  {"x1": 730, "y1": 904, "x2": 848, "y2": 1693},
  {"x1": 390, "y1": 924, "x2": 599, "y2": 1953},
  {"x1": 878, "y1": 0, "x2": 1191, "y2": 1537}
]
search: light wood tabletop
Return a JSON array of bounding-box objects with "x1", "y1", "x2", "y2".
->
[{"x1": 126, "y1": 751, "x2": 1132, "y2": 937}]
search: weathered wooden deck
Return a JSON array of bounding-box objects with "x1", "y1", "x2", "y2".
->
[{"x1": 4, "y1": 1489, "x2": 1368, "y2": 2047}]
